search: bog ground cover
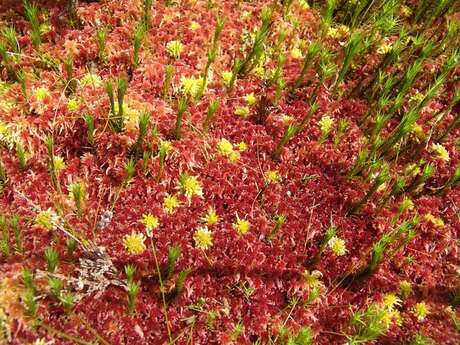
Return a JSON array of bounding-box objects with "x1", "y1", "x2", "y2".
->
[{"x1": 0, "y1": 0, "x2": 459, "y2": 344}]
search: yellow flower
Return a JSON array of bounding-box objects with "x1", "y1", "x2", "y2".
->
[
  {"x1": 282, "y1": 115, "x2": 295, "y2": 125},
  {"x1": 399, "y1": 280, "x2": 412, "y2": 298},
  {"x1": 123, "y1": 231, "x2": 146, "y2": 255},
  {"x1": 382, "y1": 308, "x2": 403, "y2": 328},
  {"x1": 401, "y1": 5, "x2": 412, "y2": 17},
  {"x1": 53, "y1": 156, "x2": 66, "y2": 172},
  {"x1": 217, "y1": 138, "x2": 234, "y2": 157},
  {"x1": 113, "y1": 101, "x2": 141, "y2": 130},
  {"x1": 35, "y1": 209, "x2": 58, "y2": 230},
  {"x1": 391, "y1": 309, "x2": 403, "y2": 326},
  {"x1": 193, "y1": 226, "x2": 213, "y2": 250},
  {"x1": 409, "y1": 91, "x2": 425, "y2": 104},
  {"x1": 40, "y1": 22, "x2": 51, "y2": 35},
  {"x1": 318, "y1": 116, "x2": 334, "y2": 134},
  {"x1": 264, "y1": 170, "x2": 282, "y2": 184},
  {"x1": 411, "y1": 123, "x2": 425, "y2": 140},
  {"x1": 380, "y1": 307, "x2": 394, "y2": 327},
  {"x1": 189, "y1": 21, "x2": 201, "y2": 30},
  {"x1": 423, "y1": 213, "x2": 444, "y2": 228},
  {"x1": 299, "y1": 0, "x2": 310, "y2": 9},
  {"x1": 216, "y1": 138, "x2": 240, "y2": 162},
  {"x1": 377, "y1": 180, "x2": 387, "y2": 193},
  {"x1": 178, "y1": 173, "x2": 203, "y2": 199},
  {"x1": 290, "y1": 47, "x2": 302, "y2": 59},
  {"x1": 68, "y1": 181, "x2": 86, "y2": 202},
  {"x1": 222, "y1": 71, "x2": 233, "y2": 86},
  {"x1": 234, "y1": 106, "x2": 250, "y2": 118},
  {"x1": 0, "y1": 122, "x2": 8, "y2": 141},
  {"x1": 34, "y1": 87, "x2": 50, "y2": 102},
  {"x1": 163, "y1": 194, "x2": 180, "y2": 214},
  {"x1": 431, "y1": 143, "x2": 449, "y2": 162},
  {"x1": 253, "y1": 66, "x2": 265, "y2": 78},
  {"x1": 383, "y1": 293, "x2": 402, "y2": 310},
  {"x1": 0, "y1": 97, "x2": 14, "y2": 113},
  {"x1": 233, "y1": 216, "x2": 250, "y2": 236},
  {"x1": 413, "y1": 302, "x2": 430, "y2": 321},
  {"x1": 377, "y1": 42, "x2": 393, "y2": 55},
  {"x1": 242, "y1": 11, "x2": 252, "y2": 20},
  {"x1": 327, "y1": 236, "x2": 347, "y2": 256},
  {"x1": 229, "y1": 151, "x2": 240, "y2": 162},
  {"x1": 80, "y1": 73, "x2": 102, "y2": 87},
  {"x1": 245, "y1": 93, "x2": 257, "y2": 106},
  {"x1": 327, "y1": 27, "x2": 340, "y2": 39},
  {"x1": 67, "y1": 98, "x2": 81, "y2": 112},
  {"x1": 0, "y1": 81, "x2": 8, "y2": 95},
  {"x1": 181, "y1": 76, "x2": 203, "y2": 98},
  {"x1": 159, "y1": 140, "x2": 174, "y2": 154},
  {"x1": 236, "y1": 142, "x2": 247, "y2": 151},
  {"x1": 338, "y1": 25, "x2": 350, "y2": 37},
  {"x1": 303, "y1": 270, "x2": 324, "y2": 289},
  {"x1": 399, "y1": 197, "x2": 414, "y2": 213},
  {"x1": 30, "y1": 339, "x2": 48, "y2": 345},
  {"x1": 140, "y1": 213, "x2": 159, "y2": 236},
  {"x1": 166, "y1": 40, "x2": 184, "y2": 59},
  {"x1": 0, "y1": 122, "x2": 21, "y2": 149},
  {"x1": 201, "y1": 207, "x2": 220, "y2": 226}
]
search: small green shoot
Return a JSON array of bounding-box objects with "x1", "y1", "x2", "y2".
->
[
  {"x1": 172, "y1": 97, "x2": 187, "y2": 140},
  {"x1": 83, "y1": 113, "x2": 95, "y2": 147},
  {"x1": 69, "y1": 181, "x2": 85, "y2": 217},
  {"x1": 59, "y1": 291, "x2": 75, "y2": 313},
  {"x1": 127, "y1": 281, "x2": 139, "y2": 315},
  {"x1": 66, "y1": 238, "x2": 77, "y2": 257},
  {"x1": 11, "y1": 215, "x2": 22, "y2": 253},
  {"x1": 0, "y1": 215, "x2": 9, "y2": 257},
  {"x1": 44, "y1": 247, "x2": 59, "y2": 273},
  {"x1": 0, "y1": 42, "x2": 17, "y2": 81},
  {"x1": 48, "y1": 277, "x2": 63, "y2": 297},
  {"x1": 348, "y1": 166, "x2": 390, "y2": 215},
  {"x1": 24, "y1": 1, "x2": 41, "y2": 52},
  {"x1": 132, "y1": 23, "x2": 147, "y2": 68},
  {"x1": 130, "y1": 112, "x2": 150, "y2": 158},
  {"x1": 202, "y1": 99, "x2": 219, "y2": 132},
  {"x1": 307, "y1": 225, "x2": 336, "y2": 267},
  {"x1": 142, "y1": 0, "x2": 153, "y2": 27},
  {"x1": 290, "y1": 41, "x2": 321, "y2": 95},
  {"x1": 64, "y1": 57, "x2": 76, "y2": 94},
  {"x1": 164, "y1": 245, "x2": 181, "y2": 281},
  {"x1": 96, "y1": 28, "x2": 108, "y2": 63},
  {"x1": 199, "y1": 17, "x2": 225, "y2": 98},
  {"x1": 15, "y1": 142, "x2": 29, "y2": 170},
  {"x1": 166, "y1": 268, "x2": 191, "y2": 303},
  {"x1": 124, "y1": 264, "x2": 136, "y2": 284},
  {"x1": 23, "y1": 288, "x2": 37, "y2": 317},
  {"x1": 266, "y1": 214, "x2": 286, "y2": 241},
  {"x1": 22, "y1": 268, "x2": 35, "y2": 291}
]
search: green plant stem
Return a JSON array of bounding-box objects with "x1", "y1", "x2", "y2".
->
[
  {"x1": 348, "y1": 169, "x2": 389, "y2": 215},
  {"x1": 150, "y1": 238, "x2": 173, "y2": 343},
  {"x1": 199, "y1": 17, "x2": 225, "y2": 99},
  {"x1": 202, "y1": 99, "x2": 219, "y2": 132},
  {"x1": 290, "y1": 42, "x2": 320, "y2": 95},
  {"x1": 172, "y1": 98, "x2": 187, "y2": 140}
]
